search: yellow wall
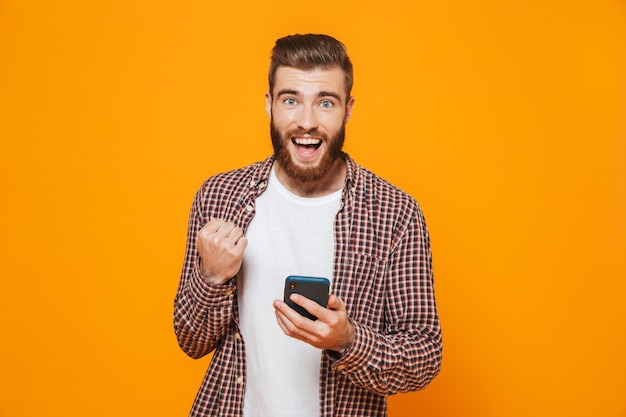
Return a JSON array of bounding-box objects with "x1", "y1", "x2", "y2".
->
[{"x1": 1, "y1": 1, "x2": 624, "y2": 416}]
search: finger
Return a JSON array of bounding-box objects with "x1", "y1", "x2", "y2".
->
[
  {"x1": 274, "y1": 309, "x2": 290, "y2": 333},
  {"x1": 225, "y1": 225, "x2": 245, "y2": 245},
  {"x1": 214, "y1": 221, "x2": 236, "y2": 238},
  {"x1": 221, "y1": 228, "x2": 247, "y2": 260},
  {"x1": 274, "y1": 298, "x2": 297, "y2": 320},
  {"x1": 201, "y1": 223, "x2": 239, "y2": 249},
  {"x1": 198, "y1": 223, "x2": 230, "y2": 249},
  {"x1": 274, "y1": 303, "x2": 299, "y2": 334},
  {"x1": 327, "y1": 294, "x2": 346, "y2": 311},
  {"x1": 274, "y1": 304, "x2": 313, "y2": 343},
  {"x1": 203, "y1": 218, "x2": 226, "y2": 233},
  {"x1": 290, "y1": 293, "x2": 328, "y2": 321},
  {"x1": 234, "y1": 235, "x2": 248, "y2": 251},
  {"x1": 275, "y1": 298, "x2": 310, "y2": 327}
]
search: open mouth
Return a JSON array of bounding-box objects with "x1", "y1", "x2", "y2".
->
[{"x1": 292, "y1": 137, "x2": 322, "y2": 156}]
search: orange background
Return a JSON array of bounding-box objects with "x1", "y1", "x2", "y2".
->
[{"x1": 1, "y1": 1, "x2": 625, "y2": 416}]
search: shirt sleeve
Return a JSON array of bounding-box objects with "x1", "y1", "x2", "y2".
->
[
  {"x1": 326, "y1": 208, "x2": 442, "y2": 395},
  {"x1": 173, "y1": 188, "x2": 236, "y2": 359}
]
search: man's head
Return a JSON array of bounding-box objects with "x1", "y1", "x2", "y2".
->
[
  {"x1": 268, "y1": 34, "x2": 353, "y2": 102},
  {"x1": 265, "y1": 34, "x2": 355, "y2": 195}
]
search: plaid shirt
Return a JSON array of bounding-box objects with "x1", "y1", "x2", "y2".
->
[{"x1": 174, "y1": 153, "x2": 442, "y2": 417}]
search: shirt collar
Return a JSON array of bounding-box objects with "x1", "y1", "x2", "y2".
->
[{"x1": 251, "y1": 152, "x2": 358, "y2": 198}]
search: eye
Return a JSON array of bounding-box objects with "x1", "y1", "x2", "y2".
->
[
  {"x1": 283, "y1": 97, "x2": 297, "y2": 106},
  {"x1": 319, "y1": 100, "x2": 334, "y2": 109}
]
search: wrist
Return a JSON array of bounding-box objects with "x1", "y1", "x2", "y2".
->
[
  {"x1": 336, "y1": 322, "x2": 355, "y2": 354},
  {"x1": 198, "y1": 259, "x2": 231, "y2": 285}
]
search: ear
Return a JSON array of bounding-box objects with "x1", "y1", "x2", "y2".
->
[
  {"x1": 344, "y1": 96, "x2": 355, "y2": 123},
  {"x1": 265, "y1": 92, "x2": 272, "y2": 118}
]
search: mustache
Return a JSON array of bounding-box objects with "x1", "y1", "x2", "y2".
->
[{"x1": 284, "y1": 127, "x2": 327, "y2": 139}]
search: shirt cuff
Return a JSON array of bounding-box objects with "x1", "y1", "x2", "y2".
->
[
  {"x1": 325, "y1": 320, "x2": 374, "y2": 374},
  {"x1": 188, "y1": 261, "x2": 236, "y2": 307}
]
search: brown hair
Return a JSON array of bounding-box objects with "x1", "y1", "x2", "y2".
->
[{"x1": 268, "y1": 34, "x2": 354, "y2": 100}]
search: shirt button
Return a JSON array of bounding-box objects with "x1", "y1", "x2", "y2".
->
[
  {"x1": 249, "y1": 180, "x2": 256, "y2": 188},
  {"x1": 336, "y1": 365, "x2": 346, "y2": 371},
  {"x1": 236, "y1": 376, "x2": 244, "y2": 385},
  {"x1": 245, "y1": 204, "x2": 254, "y2": 213},
  {"x1": 258, "y1": 181, "x2": 266, "y2": 190},
  {"x1": 225, "y1": 290, "x2": 233, "y2": 297},
  {"x1": 234, "y1": 332, "x2": 241, "y2": 340}
]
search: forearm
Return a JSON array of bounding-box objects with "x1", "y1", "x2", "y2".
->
[
  {"x1": 326, "y1": 319, "x2": 442, "y2": 395},
  {"x1": 174, "y1": 261, "x2": 236, "y2": 358}
]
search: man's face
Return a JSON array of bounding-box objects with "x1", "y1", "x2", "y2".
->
[{"x1": 266, "y1": 66, "x2": 354, "y2": 183}]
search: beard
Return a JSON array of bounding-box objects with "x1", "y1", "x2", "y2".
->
[{"x1": 270, "y1": 119, "x2": 346, "y2": 183}]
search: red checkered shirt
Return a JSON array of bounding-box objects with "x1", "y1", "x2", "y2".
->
[{"x1": 174, "y1": 153, "x2": 442, "y2": 417}]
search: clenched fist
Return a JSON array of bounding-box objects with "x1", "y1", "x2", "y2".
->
[{"x1": 197, "y1": 219, "x2": 248, "y2": 285}]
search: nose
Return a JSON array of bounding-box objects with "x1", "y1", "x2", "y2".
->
[{"x1": 297, "y1": 104, "x2": 319, "y2": 132}]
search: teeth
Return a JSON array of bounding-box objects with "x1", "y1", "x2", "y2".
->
[{"x1": 294, "y1": 138, "x2": 321, "y2": 145}]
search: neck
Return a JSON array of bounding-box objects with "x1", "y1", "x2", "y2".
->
[{"x1": 274, "y1": 159, "x2": 346, "y2": 198}]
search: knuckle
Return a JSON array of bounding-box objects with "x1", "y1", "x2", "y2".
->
[
  {"x1": 327, "y1": 315, "x2": 340, "y2": 327},
  {"x1": 290, "y1": 315, "x2": 305, "y2": 328},
  {"x1": 225, "y1": 245, "x2": 240, "y2": 257},
  {"x1": 320, "y1": 327, "x2": 331, "y2": 339},
  {"x1": 290, "y1": 327, "x2": 304, "y2": 338}
]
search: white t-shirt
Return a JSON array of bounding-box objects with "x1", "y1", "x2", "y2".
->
[{"x1": 237, "y1": 165, "x2": 341, "y2": 417}]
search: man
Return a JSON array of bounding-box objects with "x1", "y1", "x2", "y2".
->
[{"x1": 174, "y1": 33, "x2": 442, "y2": 417}]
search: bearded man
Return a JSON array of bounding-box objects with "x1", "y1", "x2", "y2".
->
[{"x1": 174, "y1": 33, "x2": 442, "y2": 417}]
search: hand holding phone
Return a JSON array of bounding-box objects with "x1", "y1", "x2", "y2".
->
[{"x1": 283, "y1": 276, "x2": 330, "y2": 321}]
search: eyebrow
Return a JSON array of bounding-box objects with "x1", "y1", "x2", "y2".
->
[{"x1": 276, "y1": 89, "x2": 343, "y2": 102}]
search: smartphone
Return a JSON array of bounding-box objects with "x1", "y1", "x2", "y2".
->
[{"x1": 283, "y1": 275, "x2": 330, "y2": 321}]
